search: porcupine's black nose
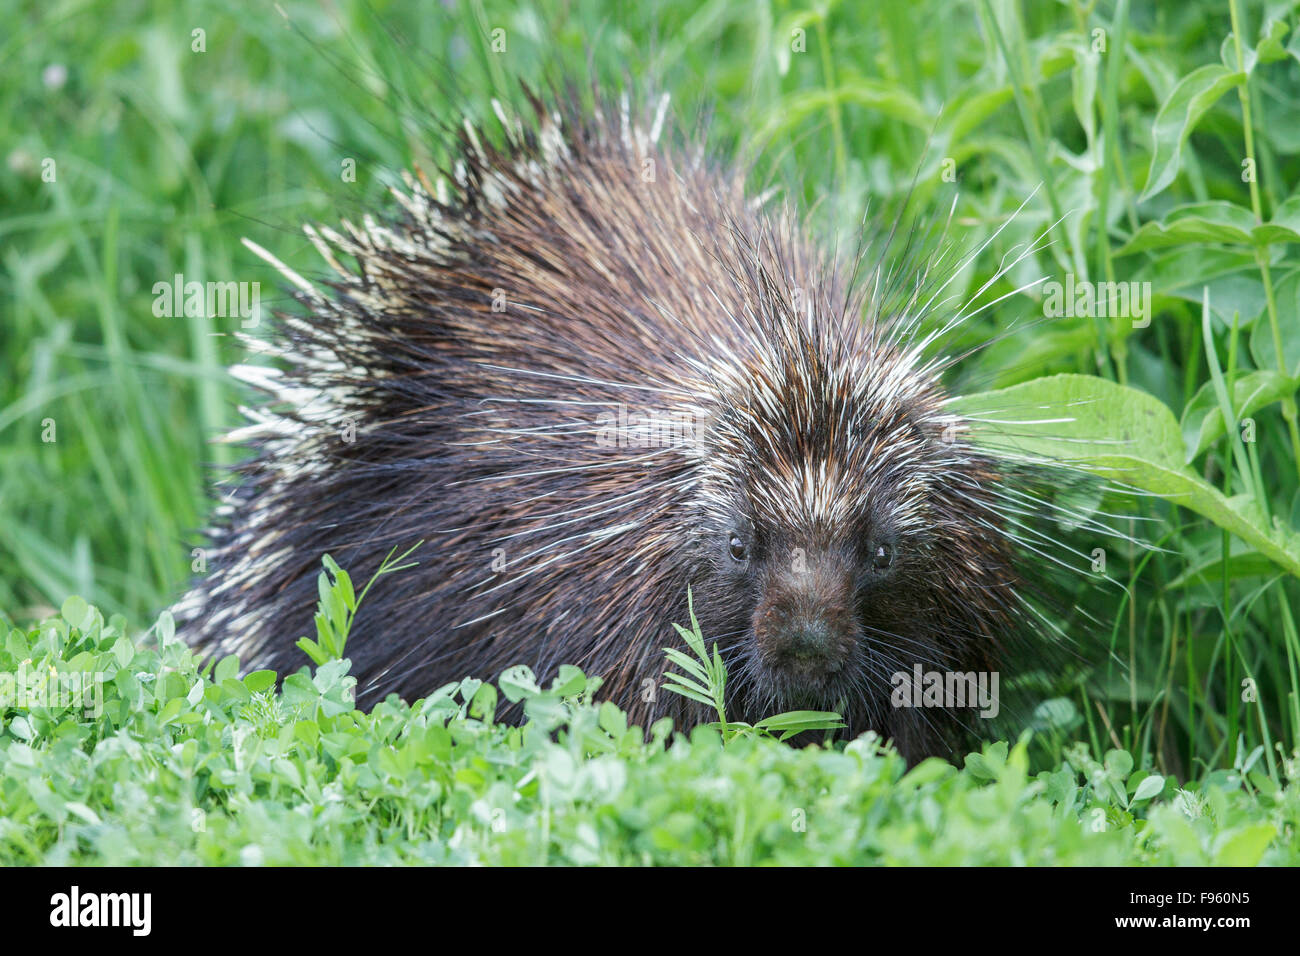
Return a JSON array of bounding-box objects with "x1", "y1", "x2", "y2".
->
[
  {"x1": 753, "y1": 559, "x2": 856, "y2": 681},
  {"x1": 771, "y1": 615, "x2": 837, "y2": 668}
]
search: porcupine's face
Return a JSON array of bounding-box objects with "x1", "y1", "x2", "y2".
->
[{"x1": 691, "y1": 342, "x2": 1001, "y2": 720}]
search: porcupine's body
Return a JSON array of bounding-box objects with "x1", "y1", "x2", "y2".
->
[{"x1": 183, "y1": 91, "x2": 1036, "y2": 762}]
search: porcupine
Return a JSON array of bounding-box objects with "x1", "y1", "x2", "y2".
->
[{"x1": 180, "y1": 87, "x2": 1088, "y2": 763}]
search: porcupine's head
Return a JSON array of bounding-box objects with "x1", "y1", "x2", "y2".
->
[{"x1": 669, "y1": 266, "x2": 1019, "y2": 751}]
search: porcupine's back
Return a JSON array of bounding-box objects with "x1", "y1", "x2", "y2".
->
[{"x1": 182, "y1": 91, "x2": 1027, "y2": 760}]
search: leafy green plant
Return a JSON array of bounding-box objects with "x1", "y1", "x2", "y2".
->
[
  {"x1": 662, "y1": 587, "x2": 847, "y2": 742},
  {"x1": 2, "y1": 593, "x2": 1297, "y2": 865},
  {"x1": 295, "y1": 542, "x2": 423, "y2": 666},
  {"x1": 957, "y1": 371, "x2": 1300, "y2": 579}
]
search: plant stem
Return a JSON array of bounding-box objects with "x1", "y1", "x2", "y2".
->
[
  {"x1": 1096, "y1": 0, "x2": 1130, "y2": 383},
  {"x1": 1228, "y1": 0, "x2": 1300, "y2": 484},
  {"x1": 815, "y1": 16, "x2": 847, "y2": 189}
]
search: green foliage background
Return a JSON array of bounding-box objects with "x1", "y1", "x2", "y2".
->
[{"x1": 5, "y1": 0, "x2": 1300, "y2": 862}]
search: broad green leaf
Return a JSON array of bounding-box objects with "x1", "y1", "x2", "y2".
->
[
  {"x1": 1212, "y1": 824, "x2": 1277, "y2": 866},
  {"x1": 323, "y1": 586, "x2": 347, "y2": 637},
  {"x1": 157, "y1": 696, "x2": 184, "y2": 725},
  {"x1": 498, "y1": 664, "x2": 540, "y2": 703},
  {"x1": 551, "y1": 665, "x2": 587, "y2": 697},
  {"x1": 598, "y1": 700, "x2": 627, "y2": 737},
  {"x1": 221, "y1": 677, "x2": 251, "y2": 702},
  {"x1": 1130, "y1": 249, "x2": 1262, "y2": 327},
  {"x1": 458, "y1": 677, "x2": 482, "y2": 705},
  {"x1": 1166, "y1": 273, "x2": 1266, "y2": 329},
  {"x1": 469, "y1": 681, "x2": 497, "y2": 720},
  {"x1": 1120, "y1": 197, "x2": 1300, "y2": 255},
  {"x1": 111, "y1": 635, "x2": 134, "y2": 667},
  {"x1": 1254, "y1": 14, "x2": 1291, "y2": 65},
  {"x1": 1104, "y1": 749, "x2": 1133, "y2": 779},
  {"x1": 979, "y1": 325, "x2": 1097, "y2": 390},
  {"x1": 955, "y1": 374, "x2": 1300, "y2": 579},
  {"x1": 1180, "y1": 369, "x2": 1297, "y2": 461},
  {"x1": 898, "y1": 756, "x2": 954, "y2": 789},
  {"x1": 1252, "y1": 194, "x2": 1300, "y2": 244},
  {"x1": 244, "y1": 669, "x2": 278, "y2": 694},
  {"x1": 1132, "y1": 247, "x2": 1258, "y2": 286},
  {"x1": 753, "y1": 710, "x2": 845, "y2": 730},
  {"x1": 1119, "y1": 201, "x2": 1257, "y2": 253},
  {"x1": 1132, "y1": 774, "x2": 1166, "y2": 802},
  {"x1": 1141, "y1": 65, "x2": 1244, "y2": 201},
  {"x1": 60, "y1": 595, "x2": 90, "y2": 630},
  {"x1": 963, "y1": 750, "x2": 999, "y2": 781},
  {"x1": 1166, "y1": 545, "x2": 1280, "y2": 589},
  {"x1": 312, "y1": 611, "x2": 331, "y2": 653}
]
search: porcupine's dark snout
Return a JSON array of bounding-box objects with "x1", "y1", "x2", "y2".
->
[{"x1": 753, "y1": 556, "x2": 858, "y2": 686}]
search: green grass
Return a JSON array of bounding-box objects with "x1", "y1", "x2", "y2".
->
[{"x1": 5, "y1": 0, "x2": 1300, "y2": 862}]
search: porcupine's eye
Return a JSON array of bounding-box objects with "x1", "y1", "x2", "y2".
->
[
  {"x1": 728, "y1": 534, "x2": 749, "y2": 562},
  {"x1": 870, "y1": 540, "x2": 896, "y2": 572}
]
